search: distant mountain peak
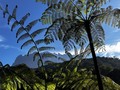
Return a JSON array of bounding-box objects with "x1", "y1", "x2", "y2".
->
[{"x1": 12, "y1": 53, "x2": 70, "y2": 68}]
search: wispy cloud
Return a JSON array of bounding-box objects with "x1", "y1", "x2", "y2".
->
[
  {"x1": 0, "y1": 44, "x2": 20, "y2": 51},
  {"x1": 0, "y1": 35, "x2": 5, "y2": 42},
  {"x1": 112, "y1": 28, "x2": 120, "y2": 32},
  {"x1": 0, "y1": 44, "x2": 27, "y2": 55}
]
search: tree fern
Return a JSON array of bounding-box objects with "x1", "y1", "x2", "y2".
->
[
  {"x1": 0, "y1": 4, "x2": 66, "y2": 90},
  {"x1": 35, "y1": 0, "x2": 120, "y2": 90}
]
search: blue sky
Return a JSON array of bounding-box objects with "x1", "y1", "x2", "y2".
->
[{"x1": 0, "y1": 0, "x2": 120, "y2": 66}]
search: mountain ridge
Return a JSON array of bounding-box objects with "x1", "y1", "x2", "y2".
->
[
  {"x1": 13, "y1": 53, "x2": 120, "y2": 70},
  {"x1": 12, "y1": 53, "x2": 70, "y2": 68}
]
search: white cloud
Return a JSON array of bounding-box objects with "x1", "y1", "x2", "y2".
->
[
  {"x1": 0, "y1": 35, "x2": 5, "y2": 42},
  {"x1": 105, "y1": 42, "x2": 120, "y2": 53},
  {"x1": 52, "y1": 42, "x2": 120, "y2": 59},
  {"x1": 47, "y1": 41, "x2": 120, "y2": 59},
  {"x1": 98, "y1": 42, "x2": 120, "y2": 58},
  {"x1": 51, "y1": 50, "x2": 65, "y2": 55}
]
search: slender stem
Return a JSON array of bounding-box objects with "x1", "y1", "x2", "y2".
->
[
  {"x1": 84, "y1": 20, "x2": 103, "y2": 90},
  {"x1": 25, "y1": 30, "x2": 44, "y2": 67}
]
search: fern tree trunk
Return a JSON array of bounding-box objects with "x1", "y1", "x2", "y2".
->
[{"x1": 84, "y1": 20, "x2": 103, "y2": 90}]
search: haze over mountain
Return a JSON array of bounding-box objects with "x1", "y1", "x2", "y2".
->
[{"x1": 12, "y1": 53, "x2": 70, "y2": 68}]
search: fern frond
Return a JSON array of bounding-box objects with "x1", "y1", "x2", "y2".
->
[
  {"x1": 19, "y1": 13, "x2": 30, "y2": 25},
  {"x1": 73, "y1": 45, "x2": 78, "y2": 56},
  {"x1": 63, "y1": 39, "x2": 74, "y2": 52},
  {"x1": 41, "y1": 52, "x2": 57, "y2": 59},
  {"x1": 35, "y1": 39, "x2": 46, "y2": 45},
  {"x1": 91, "y1": 22, "x2": 105, "y2": 40},
  {"x1": 90, "y1": 5, "x2": 120, "y2": 28},
  {"x1": 25, "y1": 19, "x2": 40, "y2": 32},
  {"x1": 39, "y1": 46, "x2": 55, "y2": 52},
  {"x1": 1, "y1": 4, "x2": 56, "y2": 69},
  {"x1": 36, "y1": 0, "x2": 58, "y2": 6},
  {"x1": 45, "y1": 33, "x2": 54, "y2": 43},
  {"x1": 27, "y1": 46, "x2": 37, "y2": 56},
  {"x1": 21, "y1": 39, "x2": 33, "y2": 49},
  {"x1": 16, "y1": 26, "x2": 25, "y2": 38},
  {"x1": 11, "y1": 20, "x2": 19, "y2": 31},
  {"x1": 17, "y1": 33, "x2": 29, "y2": 43},
  {"x1": 31, "y1": 28, "x2": 46, "y2": 38},
  {"x1": 82, "y1": 44, "x2": 91, "y2": 58},
  {"x1": 7, "y1": 15, "x2": 12, "y2": 25},
  {"x1": 33, "y1": 52, "x2": 40, "y2": 61},
  {"x1": 44, "y1": 36, "x2": 54, "y2": 44},
  {"x1": 65, "y1": 51, "x2": 73, "y2": 59},
  {"x1": 12, "y1": 5, "x2": 18, "y2": 19}
]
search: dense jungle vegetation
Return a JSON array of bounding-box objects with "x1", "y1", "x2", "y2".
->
[{"x1": 1, "y1": 57, "x2": 120, "y2": 90}]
